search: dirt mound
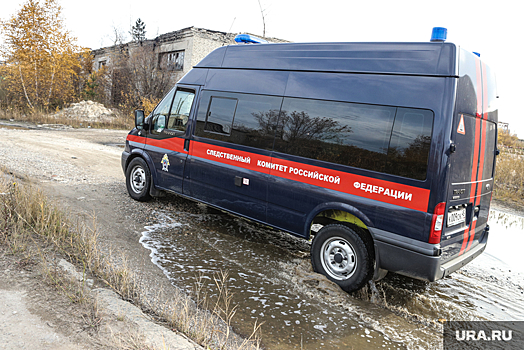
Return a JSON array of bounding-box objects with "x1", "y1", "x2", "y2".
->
[{"x1": 54, "y1": 100, "x2": 117, "y2": 123}]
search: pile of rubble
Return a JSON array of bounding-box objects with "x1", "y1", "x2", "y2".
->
[{"x1": 53, "y1": 100, "x2": 118, "y2": 123}]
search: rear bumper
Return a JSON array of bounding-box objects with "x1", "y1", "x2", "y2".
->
[
  {"x1": 439, "y1": 232, "x2": 487, "y2": 278},
  {"x1": 371, "y1": 227, "x2": 488, "y2": 281}
]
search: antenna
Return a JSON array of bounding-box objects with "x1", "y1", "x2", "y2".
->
[
  {"x1": 257, "y1": 0, "x2": 266, "y2": 37},
  {"x1": 228, "y1": 17, "x2": 236, "y2": 33}
]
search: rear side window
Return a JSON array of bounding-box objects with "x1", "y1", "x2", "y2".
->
[
  {"x1": 385, "y1": 108, "x2": 433, "y2": 180},
  {"x1": 273, "y1": 98, "x2": 433, "y2": 180},
  {"x1": 274, "y1": 98, "x2": 396, "y2": 173}
]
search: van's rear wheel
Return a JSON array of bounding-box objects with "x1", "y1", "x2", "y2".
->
[
  {"x1": 126, "y1": 157, "x2": 152, "y2": 202},
  {"x1": 311, "y1": 224, "x2": 373, "y2": 292}
]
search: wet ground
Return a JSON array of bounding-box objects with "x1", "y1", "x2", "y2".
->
[{"x1": 139, "y1": 201, "x2": 524, "y2": 350}]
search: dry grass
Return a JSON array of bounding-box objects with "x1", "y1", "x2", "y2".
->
[
  {"x1": 0, "y1": 105, "x2": 134, "y2": 130},
  {"x1": 493, "y1": 146, "x2": 524, "y2": 203},
  {"x1": 0, "y1": 174, "x2": 261, "y2": 350}
]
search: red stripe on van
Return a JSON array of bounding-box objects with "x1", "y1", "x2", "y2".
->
[
  {"x1": 466, "y1": 65, "x2": 490, "y2": 251},
  {"x1": 191, "y1": 141, "x2": 430, "y2": 212},
  {"x1": 127, "y1": 134, "x2": 147, "y2": 143},
  {"x1": 466, "y1": 119, "x2": 488, "y2": 252},
  {"x1": 145, "y1": 137, "x2": 187, "y2": 154},
  {"x1": 460, "y1": 115, "x2": 482, "y2": 255},
  {"x1": 127, "y1": 134, "x2": 187, "y2": 154}
]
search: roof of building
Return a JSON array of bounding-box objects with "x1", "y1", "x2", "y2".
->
[{"x1": 92, "y1": 27, "x2": 287, "y2": 54}]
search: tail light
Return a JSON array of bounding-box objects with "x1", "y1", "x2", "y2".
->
[{"x1": 429, "y1": 202, "x2": 446, "y2": 244}]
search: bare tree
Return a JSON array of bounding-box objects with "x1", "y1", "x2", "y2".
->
[
  {"x1": 111, "y1": 25, "x2": 127, "y2": 46},
  {"x1": 126, "y1": 43, "x2": 173, "y2": 102}
]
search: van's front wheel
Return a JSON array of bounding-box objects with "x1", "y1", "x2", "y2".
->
[
  {"x1": 311, "y1": 224, "x2": 373, "y2": 292},
  {"x1": 126, "y1": 157, "x2": 152, "y2": 202}
]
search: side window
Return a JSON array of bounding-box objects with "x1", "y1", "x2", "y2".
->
[
  {"x1": 204, "y1": 97, "x2": 238, "y2": 135},
  {"x1": 195, "y1": 91, "x2": 282, "y2": 150},
  {"x1": 167, "y1": 89, "x2": 195, "y2": 132},
  {"x1": 151, "y1": 88, "x2": 175, "y2": 135},
  {"x1": 273, "y1": 98, "x2": 396, "y2": 173},
  {"x1": 385, "y1": 108, "x2": 434, "y2": 180}
]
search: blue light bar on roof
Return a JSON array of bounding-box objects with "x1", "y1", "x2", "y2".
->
[
  {"x1": 234, "y1": 34, "x2": 268, "y2": 44},
  {"x1": 430, "y1": 27, "x2": 447, "y2": 42}
]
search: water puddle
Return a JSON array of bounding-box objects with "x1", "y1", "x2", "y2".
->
[{"x1": 139, "y1": 206, "x2": 523, "y2": 349}]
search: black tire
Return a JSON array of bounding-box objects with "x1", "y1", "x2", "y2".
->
[
  {"x1": 125, "y1": 157, "x2": 152, "y2": 202},
  {"x1": 311, "y1": 224, "x2": 373, "y2": 292}
]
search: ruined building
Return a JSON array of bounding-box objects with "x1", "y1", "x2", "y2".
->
[{"x1": 91, "y1": 27, "x2": 287, "y2": 104}]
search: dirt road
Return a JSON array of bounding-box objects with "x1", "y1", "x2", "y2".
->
[{"x1": 0, "y1": 122, "x2": 202, "y2": 349}]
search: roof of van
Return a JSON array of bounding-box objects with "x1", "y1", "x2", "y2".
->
[{"x1": 195, "y1": 42, "x2": 458, "y2": 77}]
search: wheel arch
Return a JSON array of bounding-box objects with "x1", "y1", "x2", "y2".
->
[
  {"x1": 125, "y1": 149, "x2": 158, "y2": 188},
  {"x1": 305, "y1": 202, "x2": 373, "y2": 240}
]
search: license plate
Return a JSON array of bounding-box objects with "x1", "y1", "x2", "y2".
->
[{"x1": 447, "y1": 208, "x2": 466, "y2": 227}]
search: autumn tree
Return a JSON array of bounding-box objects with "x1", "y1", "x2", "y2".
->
[
  {"x1": 498, "y1": 128, "x2": 519, "y2": 148},
  {"x1": 0, "y1": 0, "x2": 83, "y2": 110}
]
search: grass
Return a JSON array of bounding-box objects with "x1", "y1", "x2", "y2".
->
[
  {"x1": 0, "y1": 173, "x2": 261, "y2": 350},
  {"x1": 493, "y1": 145, "x2": 524, "y2": 204},
  {"x1": 0, "y1": 104, "x2": 134, "y2": 130}
]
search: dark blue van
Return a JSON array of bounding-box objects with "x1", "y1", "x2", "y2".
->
[{"x1": 122, "y1": 32, "x2": 498, "y2": 292}]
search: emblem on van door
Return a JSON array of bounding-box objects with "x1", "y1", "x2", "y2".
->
[{"x1": 161, "y1": 154, "x2": 170, "y2": 172}]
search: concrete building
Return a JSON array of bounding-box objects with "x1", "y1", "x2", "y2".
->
[
  {"x1": 91, "y1": 27, "x2": 288, "y2": 104},
  {"x1": 498, "y1": 121, "x2": 509, "y2": 132},
  {"x1": 93, "y1": 27, "x2": 241, "y2": 76}
]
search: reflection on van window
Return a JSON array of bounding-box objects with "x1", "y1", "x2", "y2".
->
[
  {"x1": 151, "y1": 88, "x2": 175, "y2": 135},
  {"x1": 195, "y1": 91, "x2": 434, "y2": 180},
  {"x1": 385, "y1": 108, "x2": 433, "y2": 180},
  {"x1": 274, "y1": 98, "x2": 396, "y2": 173},
  {"x1": 204, "y1": 96, "x2": 238, "y2": 135},
  {"x1": 196, "y1": 91, "x2": 283, "y2": 150},
  {"x1": 167, "y1": 89, "x2": 194, "y2": 132}
]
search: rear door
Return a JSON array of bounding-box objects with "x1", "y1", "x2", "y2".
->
[{"x1": 444, "y1": 50, "x2": 498, "y2": 258}]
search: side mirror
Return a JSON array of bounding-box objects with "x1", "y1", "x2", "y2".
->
[{"x1": 135, "y1": 110, "x2": 145, "y2": 130}]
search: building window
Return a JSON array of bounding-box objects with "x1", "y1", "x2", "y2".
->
[
  {"x1": 97, "y1": 60, "x2": 106, "y2": 70},
  {"x1": 160, "y1": 51, "x2": 185, "y2": 71}
]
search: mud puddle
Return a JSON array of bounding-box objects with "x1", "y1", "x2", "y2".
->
[{"x1": 139, "y1": 206, "x2": 523, "y2": 349}]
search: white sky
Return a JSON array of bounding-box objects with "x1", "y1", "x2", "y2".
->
[{"x1": 2, "y1": 0, "x2": 522, "y2": 136}]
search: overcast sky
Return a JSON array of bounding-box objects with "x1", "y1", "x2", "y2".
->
[{"x1": 2, "y1": 0, "x2": 522, "y2": 136}]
